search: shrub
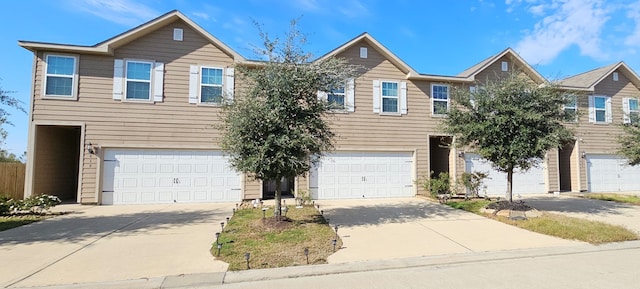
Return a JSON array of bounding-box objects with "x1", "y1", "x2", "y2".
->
[
  {"x1": 423, "y1": 172, "x2": 451, "y2": 198},
  {"x1": 458, "y1": 171, "x2": 489, "y2": 198},
  {"x1": 0, "y1": 194, "x2": 62, "y2": 214}
]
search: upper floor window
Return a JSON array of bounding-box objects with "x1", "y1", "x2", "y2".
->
[
  {"x1": 201, "y1": 67, "x2": 223, "y2": 104},
  {"x1": 432, "y1": 84, "x2": 449, "y2": 115},
  {"x1": 563, "y1": 95, "x2": 577, "y2": 122},
  {"x1": 125, "y1": 60, "x2": 153, "y2": 100},
  {"x1": 623, "y1": 97, "x2": 639, "y2": 124},
  {"x1": 381, "y1": 81, "x2": 399, "y2": 113},
  {"x1": 328, "y1": 85, "x2": 346, "y2": 109},
  {"x1": 589, "y1": 95, "x2": 611, "y2": 124},
  {"x1": 44, "y1": 54, "x2": 78, "y2": 98}
]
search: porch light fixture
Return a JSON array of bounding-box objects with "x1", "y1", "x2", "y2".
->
[
  {"x1": 458, "y1": 151, "x2": 465, "y2": 158},
  {"x1": 581, "y1": 151, "x2": 586, "y2": 159},
  {"x1": 245, "y1": 252, "x2": 251, "y2": 269},
  {"x1": 86, "y1": 143, "x2": 96, "y2": 155}
]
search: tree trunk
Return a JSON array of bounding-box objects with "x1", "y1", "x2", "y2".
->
[
  {"x1": 274, "y1": 177, "x2": 282, "y2": 220},
  {"x1": 507, "y1": 168, "x2": 513, "y2": 203}
]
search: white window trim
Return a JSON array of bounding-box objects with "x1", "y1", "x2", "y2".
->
[
  {"x1": 199, "y1": 66, "x2": 225, "y2": 105},
  {"x1": 431, "y1": 83, "x2": 450, "y2": 116},
  {"x1": 380, "y1": 80, "x2": 400, "y2": 115},
  {"x1": 563, "y1": 95, "x2": 578, "y2": 122},
  {"x1": 501, "y1": 61, "x2": 508, "y2": 72},
  {"x1": 589, "y1": 95, "x2": 612, "y2": 124},
  {"x1": 623, "y1": 97, "x2": 639, "y2": 124},
  {"x1": 124, "y1": 59, "x2": 154, "y2": 102},
  {"x1": 42, "y1": 53, "x2": 79, "y2": 100},
  {"x1": 327, "y1": 83, "x2": 347, "y2": 111}
]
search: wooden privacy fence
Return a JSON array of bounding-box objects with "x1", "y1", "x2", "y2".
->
[{"x1": 0, "y1": 162, "x2": 25, "y2": 199}]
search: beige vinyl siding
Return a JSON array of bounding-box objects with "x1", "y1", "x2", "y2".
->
[
  {"x1": 243, "y1": 177, "x2": 261, "y2": 200},
  {"x1": 546, "y1": 149, "x2": 559, "y2": 192},
  {"x1": 331, "y1": 42, "x2": 444, "y2": 196},
  {"x1": 570, "y1": 143, "x2": 582, "y2": 191},
  {"x1": 31, "y1": 20, "x2": 247, "y2": 203}
]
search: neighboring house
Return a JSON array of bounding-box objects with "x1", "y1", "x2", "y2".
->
[{"x1": 18, "y1": 10, "x2": 640, "y2": 205}]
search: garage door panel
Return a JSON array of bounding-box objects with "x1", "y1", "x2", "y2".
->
[
  {"x1": 465, "y1": 154, "x2": 545, "y2": 195},
  {"x1": 102, "y1": 149, "x2": 241, "y2": 205},
  {"x1": 314, "y1": 151, "x2": 414, "y2": 200},
  {"x1": 587, "y1": 155, "x2": 640, "y2": 192}
]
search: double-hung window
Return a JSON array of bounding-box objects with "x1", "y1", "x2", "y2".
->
[
  {"x1": 200, "y1": 67, "x2": 223, "y2": 104},
  {"x1": 589, "y1": 95, "x2": 611, "y2": 124},
  {"x1": 328, "y1": 85, "x2": 346, "y2": 109},
  {"x1": 381, "y1": 81, "x2": 399, "y2": 113},
  {"x1": 125, "y1": 60, "x2": 153, "y2": 100},
  {"x1": 432, "y1": 84, "x2": 449, "y2": 115},
  {"x1": 563, "y1": 95, "x2": 577, "y2": 122},
  {"x1": 44, "y1": 54, "x2": 77, "y2": 98},
  {"x1": 623, "y1": 98, "x2": 639, "y2": 124}
]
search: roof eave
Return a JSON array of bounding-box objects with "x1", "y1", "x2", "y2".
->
[{"x1": 18, "y1": 41, "x2": 112, "y2": 55}]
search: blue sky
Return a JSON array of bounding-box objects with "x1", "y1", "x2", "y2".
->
[{"x1": 1, "y1": 0, "x2": 640, "y2": 156}]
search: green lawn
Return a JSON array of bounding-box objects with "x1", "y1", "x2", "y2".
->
[
  {"x1": 446, "y1": 199, "x2": 639, "y2": 244},
  {"x1": 580, "y1": 193, "x2": 640, "y2": 205},
  {"x1": 213, "y1": 205, "x2": 340, "y2": 270},
  {"x1": 0, "y1": 215, "x2": 47, "y2": 231}
]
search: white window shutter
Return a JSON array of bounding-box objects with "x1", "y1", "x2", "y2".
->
[
  {"x1": 112, "y1": 59, "x2": 124, "y2": 100},
  {"x1": 588, "y1": 95, "x2": 595, "y2": 123},
  {"x1": 372, "y1": 80, "x2": 380, "y2": 113},
  {"x1": 623, "y1": 97, "x2": 631, "y2": 124},
  {"x1": 317, "y1": 90, "x2": 328, "y2": 101},
  {"x1": 224, "y1": 67, "x2": 235, "y2": 101},
  {"x1": 400, "y1": 81, "x2": 407, "y2": 114},
  {"x1": 606, "y1": 96, "x2": 613, "y2": 123},
  {"x1": 346, "y1": 78, "x2": 355, "y2": 112},
  {"x1": 188, "y1": 65, "x2": 199, "y2": 104},
  {"x1": 153, "y1": 62, "x2": 164, "y2": 102}
]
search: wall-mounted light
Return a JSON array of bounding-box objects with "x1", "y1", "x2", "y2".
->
[
  {"x1": 86, "y1": 142, "x2": 97, "y2": 155},
  {"x1": 581, "y1": 151, "x2": 586, "y2": 159},
  {"x1": 457, "y1": 151, "x2": 465, "y2": 158}
]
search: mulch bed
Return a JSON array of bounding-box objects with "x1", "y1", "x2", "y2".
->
[{"x1": 486, "y1": 200, "x2": 533, "y2": 212}]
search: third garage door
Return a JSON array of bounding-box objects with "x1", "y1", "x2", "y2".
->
[
  {"x1": 586, "y1": 154, "x2": 640, "y2": 192},
  {"x1": 310, "y1": 152, "x2": 414, "y2": 200},
  {"x1": 464, "y1": 154, "x2": 546, "y2": 196}
]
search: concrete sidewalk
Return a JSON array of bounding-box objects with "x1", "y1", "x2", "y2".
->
[
  {"x1": 522, "y1": 193, "x2": 640, "y2": 234},
  {"x1": 316, "y1": 197, "x2": 582, "y2": 263},
  {"x1": 0, "y1": 203, "x2": 232, "y2": 288}
]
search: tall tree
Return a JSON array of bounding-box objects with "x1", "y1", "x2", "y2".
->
[
  {"x1": 442, "y1": 73, "x2": 573, "y2": 202},
  {"x1": 219, "y1": 20, "x2": 361, "y2": 217},
  {"x1": 618, "y1": 110, "x2": 640, "y2": 165},
  {"x1": 0, "y1": 81, "x2": 25, "y2": 151}
]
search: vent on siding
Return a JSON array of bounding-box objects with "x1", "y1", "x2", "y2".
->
[
  {"x1": 501, "y1": 61, "x2": 508, "y2": 71},
  {"x1": 613, "y1": 72, "x2": 619, "y2": 81},
  {"x1": 360, "y1": 47, "x2": 368, "y2": 59},
  {"x1": 173, "y1": 28, "x2": 184, "y2": 41}
]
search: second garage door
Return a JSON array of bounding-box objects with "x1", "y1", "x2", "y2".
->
[
  {"x1": 464, "y1": 154, "x2": 546, "y2": 196},
  {"x1": 586, "y1": 154, "x2": 640, "y2": 192},
  {"x1": 102, "y1": 149, "x2": 242, "y2": 205},
  {"x1": 310, "y1": 151, "x2": 414, "y2": 200}
]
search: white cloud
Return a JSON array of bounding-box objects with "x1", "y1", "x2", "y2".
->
[
  {"x1": 74, "y1": 0, "x2": 159, "y2": 26},
  {"x1": 338, "y1": 0, "x2": 370, "y2": 19},
  {"x1": 192, "y1": 12, "x2": 210, "y2": 20},
  {"x1": 513, "y1": 0, "x2": 610, "y2": 65},
  {"x1": 295, "y1": 0, "x2": 320, "y2": 11},
  {"x1": 625, "y1": 1, "x2": 640, "y2": 46}
]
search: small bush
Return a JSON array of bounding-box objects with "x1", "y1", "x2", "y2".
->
[
  {"x1": 458, "y1": 171, "x2": 488, "y2": 198},
  {"x1": 423, "y1": 172, "x2": 450, "y2": 198},
  {"x1": 0, "y1": 194, "x2": 62, "y2": 215}
]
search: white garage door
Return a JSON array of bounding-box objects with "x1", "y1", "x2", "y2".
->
[
  {"x1": 464, "y1": 154, "x2": 546, "y2": 196},
  {"x1": 309, "y1": 151, "x2": 414, "y2": 200},
  {"x1": 102, "y1": 149, "x2": 241, "y2": 205},
  {"x1": 586, "y1": 154, "x2": 640, "y2": 192}
]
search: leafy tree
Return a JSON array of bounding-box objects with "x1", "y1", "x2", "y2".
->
[
  {"x1": 442, "y1": 73, "x2": 573, "y2": 202},
  {"x1": 0, "y1": 150, "x2": 24, "y2": 163},
  {"x1": 618, "y1": 113, "x2": 640, "y2": 165},
  {"x1": 0, "y1": 81, "x2": 25, "y2": 153},
  {"x1": 219, "y1": 20, "x2": 361, "y2": 217}
]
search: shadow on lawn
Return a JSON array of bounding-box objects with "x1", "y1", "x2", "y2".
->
[
  {"x1": 522, "y1": 195, "x2": 636, "y2": 215},
  {"x1": 0, "y1": 205, "x2": 231, "y2": 245}
]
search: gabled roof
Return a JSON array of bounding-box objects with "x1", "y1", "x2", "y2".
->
[
  {"x1": 557, "y1": 62, "x2": 640, "y2": 91},
  {"x1": 457, "y1": 48, "x2": 546, "y2": 84},
  {"x1": 19, "y1": 10, "x2": 245, "y2": 61}
]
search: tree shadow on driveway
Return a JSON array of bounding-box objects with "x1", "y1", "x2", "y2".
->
[
  {"x1": 522, "y1": 195, "x2": 636, "y2": 215},
  {"x1": 0, "y1": 205, "x2": 231, "y2": 245},
  {"x1": 318, "y1": 199, "x2": 473, "y2": 227}
]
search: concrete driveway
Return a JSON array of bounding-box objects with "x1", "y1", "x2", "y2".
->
[
  {"x1": 0, "y1": 203, "x2": 232, "y2": 288},
  {"x1": 522, "y1": 194, "x2": 640, "y2": 234},
  {"x1": 318, "y1": 197, "x2": 582, "y2": 263}
]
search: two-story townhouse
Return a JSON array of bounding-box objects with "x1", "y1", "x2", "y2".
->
[
  {"x1": 556, "y1": 63, "x2": 640, "y2": 193},
  {"x1": 19, "y1": 10, "x2": 640, "y2": 205}
]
